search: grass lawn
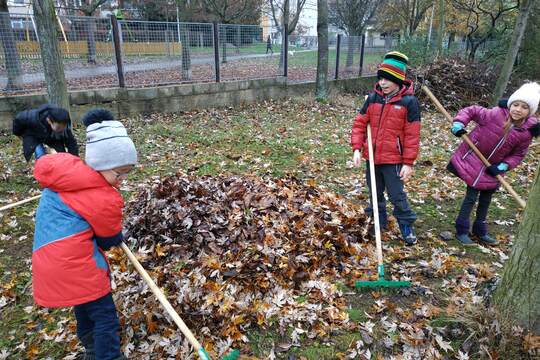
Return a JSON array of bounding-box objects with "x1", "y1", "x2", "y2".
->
[{"x1": 0, "y1": 93, "x2": 536, "y2": 359}]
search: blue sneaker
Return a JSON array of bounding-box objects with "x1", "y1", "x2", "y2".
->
[
  {"x1": 399, "y1": 223, "x2": 417, "y2": 246},
  {"x1": 456, "y1": 233, "x2": 475, "y2": 246}
]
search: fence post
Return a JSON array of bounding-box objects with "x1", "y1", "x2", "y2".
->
[
  {"x1": 335, "y1": 34, "x2": 341, "y2": 80},
  {"x1": 213, "y1": 22, "x2": 220, "y2": 83},
  {"x1": 283, "y1": 23, "x2": 288, "y2": 78},
  {"x1": 358, "y1": 34, "x2": 365, "y2": 77},
  {"x1": 110, "y1": 15, "x2": 125, "y2": 88}
]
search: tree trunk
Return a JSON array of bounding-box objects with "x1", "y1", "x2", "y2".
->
[
  {"x1": 33, "y1": 0, "x2": 69, "y2": 110},
  {"x1": 492, "y1": 0, "x2": 536, "y2": 104},
  {"x1": 278, "y1": 26, "x2": 285, "y2": 72},
  {"x1": 315, "y1": 0, "x2": 328, "y2": 100},
  {"x1": 85, "y1": 17, "x2": 97, "y2": 64},
  {"x1": 180, "y1": 23, "x2": 191, "y2": 79},
  {"x1": 345, "y1": 35, "x2": 355, "y2": 68},
  {"x1": 494, "y1": 167, "x2": 540, "y2": 333},
  {"x1": 447, "y1": 31, "x2": 455, "y2": 50},
  {"x1": 0, "y1": 0, "x2": 23, "y2": 90},
  {"x1": 436, "y1": 0, "x2": 444, "y2": 56}
]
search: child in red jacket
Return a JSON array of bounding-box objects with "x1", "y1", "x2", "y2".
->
[
  {"x1": 32, "y1": 109, "x2": 136, "y2": 360},
  {"x1": 351, "y1": 51, "x2": 421, "y2": 245}
]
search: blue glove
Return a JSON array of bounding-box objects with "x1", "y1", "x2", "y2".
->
[
  {"x1": 34, "y1": 144, "x2": 46, "y2": 160},
  {"x1": 486, "y1": 162, "x2": 508, "y2": 176},
  {"x1": 451, "y1": 122, "x2": 467, "y2": 137}
]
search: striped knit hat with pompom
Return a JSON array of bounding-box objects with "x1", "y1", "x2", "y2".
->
[{"x1": 377, "y1": 51, "x2": 409, "y2": 86}]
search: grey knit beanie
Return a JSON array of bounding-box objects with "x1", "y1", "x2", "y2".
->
[{"x1": 85, "y1": 120, "x2": 137, "y2": 171}]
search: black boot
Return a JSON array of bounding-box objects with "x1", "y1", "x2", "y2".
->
[{"x1": 473, "y1": 220, "x2": 498, "y2": 245}]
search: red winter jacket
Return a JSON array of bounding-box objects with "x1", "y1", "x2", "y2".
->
[
  {"x1": 32, "y1": 153, "x2": 124, "y2": 308},
  {"x1": 351, "y1": 80, "x2": 421, "y2": 165}
]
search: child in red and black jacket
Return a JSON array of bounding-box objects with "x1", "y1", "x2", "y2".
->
[{"x1": 350, "y1": 51, "x2": 421, "y2": 245}]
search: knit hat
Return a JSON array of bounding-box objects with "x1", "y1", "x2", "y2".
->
[
  {"x1": 84, "y1": 109, "x2": 137, "y2": 171},
  {"x1": 507, "y1": 82, "x2": 540, "y2": 115},
  {"x1": 377, "y1": 51, "x2": 408, "y2": 86}
]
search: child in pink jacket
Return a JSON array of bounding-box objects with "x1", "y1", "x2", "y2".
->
[{"x1": 448, "y1": 82, "x2": 540, "y2": 245}]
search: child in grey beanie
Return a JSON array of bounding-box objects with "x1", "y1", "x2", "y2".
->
[{"x1": 82, "y1": 109, "x2": 137, "y2": 187}]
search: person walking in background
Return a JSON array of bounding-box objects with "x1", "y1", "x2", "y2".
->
[{"x1": 266, "y1": 35, "x2": 273, "y2": 55}]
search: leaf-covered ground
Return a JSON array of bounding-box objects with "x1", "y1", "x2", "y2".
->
[{"x1": 1, "y1": 94, "x2": 539, "y2": 359}]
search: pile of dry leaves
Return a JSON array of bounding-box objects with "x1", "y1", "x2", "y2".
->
[
  {"x1": 112, "y1": 175, "x2": 383, "y2": 358},
  {"x1": 412, "y1": 58, "x2": 498, "y2": 111}
]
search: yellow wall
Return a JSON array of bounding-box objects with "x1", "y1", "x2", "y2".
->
[{"x1": 6, "y1": 41, "x2": 182, "y2": 58}]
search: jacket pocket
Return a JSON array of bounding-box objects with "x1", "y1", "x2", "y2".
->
[{"x1": 396, "y1": 136, "x2": 403, "y2": 155}]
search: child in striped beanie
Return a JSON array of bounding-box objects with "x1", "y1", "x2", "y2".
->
[
  {"x1": 377, "y1": 51, "x2": 408, "y2": 88},
  {"x1": 351, "y1": 50, "x2": 421, "y2": 246}
]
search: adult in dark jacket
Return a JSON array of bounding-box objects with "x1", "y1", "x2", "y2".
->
[{"x1": 12, "y1": 104, "x2": 79, "y2": 161}]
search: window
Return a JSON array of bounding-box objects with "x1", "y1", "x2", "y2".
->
[{"x1": 11, "y1": 20, "x2": 24, "y2": 29}]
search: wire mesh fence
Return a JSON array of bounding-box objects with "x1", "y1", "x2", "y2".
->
[
  {"x1": 286, "y1": 34, "x2": 337, "y2": 83},
  {"x1": 1, "y1": 12, "x2": 404, "y2": 96},
  {"x1": 217, "y1": 24, "x2": 281, "y2": 81},
  {"x1": 118, "y1": 20, "x2": 215, "y2": 86},
  {"x1": 337, "y1": 35, "x2": 362, "y2": 79},
  {"x1": 0, "y1": 12, "x2": 118, "y2": 93}
]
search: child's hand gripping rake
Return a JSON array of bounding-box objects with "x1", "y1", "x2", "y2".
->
[
  {"x1": 422, "y1": 85, "x2": 527, "y2": 209},
  {"x1": 355, "y1": 123, "x2": 411, "y2": 289},
  {"x1": 120, "y1": 242, "x2": 240, "y2": 360}
]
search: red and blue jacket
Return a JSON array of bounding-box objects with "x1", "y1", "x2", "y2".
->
[
  {"x1": 351, "y1": 80, "x2": 421, "y2": 165},
  {"x1": 32, "y1": 153, "x2": 124, "y2": 308}
]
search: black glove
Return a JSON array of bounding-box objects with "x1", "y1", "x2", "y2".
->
[
  {"x1": 95, "y1": 232, "x2": 123, "y2": 251},
  {"x1": 486, "y1": 163, "x2": 507, "y2": 177},
  {"x1": 529, "y1": 123, "x2": 540, "y2": 138}
]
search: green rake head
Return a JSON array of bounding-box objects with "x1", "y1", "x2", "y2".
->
[
  {"x1": 198, "y1": 348, "x2": 240, "y2": 360},
  {"x1": 355, "y1": 264, "x2": 411, "y2": 289},
  {"x1": 221, "y1": 349, "x2": 240, "y2": 360}
]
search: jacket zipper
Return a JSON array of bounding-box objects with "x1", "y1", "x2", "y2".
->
[
  {"x1": 397, "y1": 136, "x2": 403, "y2": 155},
  {"x1": 462, "y1": 140, "x2": 479, "y2": 160},
  {"x1": 472, "y1": 133, "x2": 510, "y2": 187},
  {"x1": 374, "y1": 99, "x2": 386, "y2": 157}
]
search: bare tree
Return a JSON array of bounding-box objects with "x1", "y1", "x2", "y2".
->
[
  {"x1": 79, "y1": 0, "x2": 108, "y2": 64},
  {"x1": 329, "y1": 0, "x2": 383, "y2": 67},
  {"x1": 492, "y1": 0, "x2": 536, "y2": 102},
  {"x1": 436, "y1": 0, "x2": 444, "y2": 56},
  {"x1": 266, "y1": 0, "x2": 308, "y2": 70},
  {"x1": 33, "y1": 0, "x2": 70, "y2": 110},
  {"x1": 0, "y1": 0, "x2": 23, "y2": 90},
  {"x1": 316, "y1": 0, "x2": 328, "y2": 100},
  {"x1": 377, "y1": 0, "x2": 433, "y2": 37},
  {"x1": 450, "y1": 0, "x2": 519, "y2": 61}
]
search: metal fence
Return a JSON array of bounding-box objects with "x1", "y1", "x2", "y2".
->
[{"x1": 0, "y1": 12, "x2": 394, "y2": 95}]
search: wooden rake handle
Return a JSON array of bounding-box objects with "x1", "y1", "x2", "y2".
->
[
  {"x1": 366, "y1": 123, "x2": 384, "y2": 266},
  {"x1": 120, "y1": 242, "x2": 205, "y2": 354},
  {"x1": 421, "y1": 85, "x2": 527, "y2": 209}
]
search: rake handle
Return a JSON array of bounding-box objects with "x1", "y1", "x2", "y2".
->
[
  {"x1": 0, "y1": 195, "x2": 42, "y2": 212},
  {"x1": 120, "y1": 243, "x2": 205, "y2": 353},
  {"x1": 421, "y1": 85, "x2": 526, "y2": 209},
  {"x1": 366, "y1": 124, "x2": 384, "y2": 266}
]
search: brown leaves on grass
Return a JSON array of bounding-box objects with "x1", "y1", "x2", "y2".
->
[{"x1": 113, "y1": 175, "x2": 377, "y2": 357}]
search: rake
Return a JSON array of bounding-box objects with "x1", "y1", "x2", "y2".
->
[{"x1": 355, "y1": 123, "x2": 411, "y2": 289}]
